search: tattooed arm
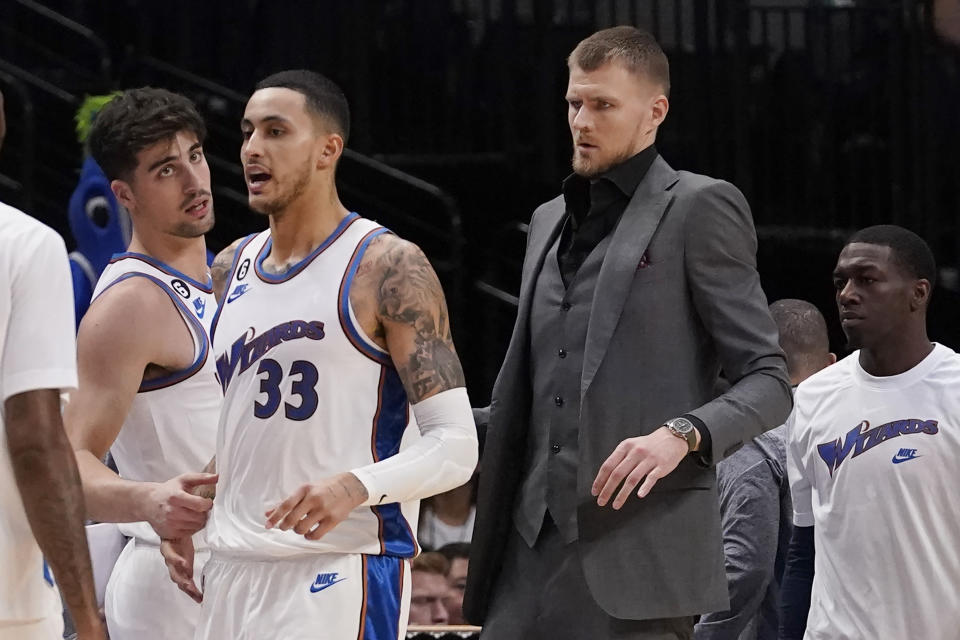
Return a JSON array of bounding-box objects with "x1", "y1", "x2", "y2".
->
[
  {"x1": 345, "y1": 233, "x2": 476, "y2": 504},
  {"x1": 369, "y1": 234, "x2": 465, "y2": 400}
]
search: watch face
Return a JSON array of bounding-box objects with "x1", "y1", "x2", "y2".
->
[{"x1": 671, "y1": 418, "x2": 694, "y2": 434}]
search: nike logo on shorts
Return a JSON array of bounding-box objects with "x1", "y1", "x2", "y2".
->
[{"x1": 310, "y1": 572, "x2": 347, "y2": 593}]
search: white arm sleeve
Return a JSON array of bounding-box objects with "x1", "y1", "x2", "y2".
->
[{"x1": 350, "y1": 386, "x2": 478, "y2": 506}]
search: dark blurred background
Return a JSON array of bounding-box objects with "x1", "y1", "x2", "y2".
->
[{"x1": 2, "y1": 0, "x2": 959, "y2": 403}]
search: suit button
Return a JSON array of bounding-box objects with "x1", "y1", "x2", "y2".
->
[
  {"x1": 560, "y1": 302, "x2": 571, "y2": 311},
  {"x1": 551, "y1": 443, "x2": 561, "y2": 453},
  {"x1": 558, "y1": 348, "x2": 566, "y2": 358},
  {"x1": 554, "y1": 395, "x2": 564, "y2": 407}
]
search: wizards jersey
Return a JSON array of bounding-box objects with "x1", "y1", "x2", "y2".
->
[
  {"x1": 207, "y1": 213, "x2": 420, "y2": 560},
  {"x1": 92, "y1": 252, "x2": 220, "y2": 545}
]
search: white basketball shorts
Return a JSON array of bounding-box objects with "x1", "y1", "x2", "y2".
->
[
  {"x1": 195, "y1": 552, "x2": 411, "y2": 640},
  {"x1": 105, "y1": 537, "x2": 208, "y2": 640}
]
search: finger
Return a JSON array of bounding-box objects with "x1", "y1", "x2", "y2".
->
[
  {"x1": 169, "y1": 492, "x2": 214, "y2": 513},
  {"x1": 278, "y1": 495, "x2": 317, "y2": 531},
  {"x1": 304, "y1": 517, "x2": 338, "y2": 541},
  {"x1": 636, "y1": 468, "x2": 663, "y2": 498},
  {"x1": 179, "y1": 472, "x2": 219, "y2": 489},
  {"x1": 592, "y1": 446, "x2": 627, "y2": 496},
  {"x1": 597, "y1": 455, "x2": 642, "y2": 507},
  {"x1": 293, "y1": 509, "x2": 324, "y2": 536},
  {"x1": 612, "y1": 461, "x2": 656, "y2": 510},
  {"x1": 265, "y1": 486, "x2": 309, "y2": 529}
]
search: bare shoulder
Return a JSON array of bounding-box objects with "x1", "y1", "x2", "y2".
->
[
  {"x1": 79, "y1": 276, "x2": 188, "y2": 367},
  {"x1": 354, "y1": 233, "x2": 465, "y2": 402},
  {"x1": 211, "y1": 237, "x2": 247, "y2": 303}
]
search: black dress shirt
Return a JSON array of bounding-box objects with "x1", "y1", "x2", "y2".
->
[{"x1": 557, "y1": 145, "x2": 658, "y2": 287}]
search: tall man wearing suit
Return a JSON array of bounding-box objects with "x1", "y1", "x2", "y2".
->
[{"x1": 464, "y1": 26, "x2": 793, "y2": 639}]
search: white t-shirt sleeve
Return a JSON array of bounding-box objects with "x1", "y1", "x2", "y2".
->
[
  {"x1": 785, "y1": 406, "x2": 815, "y2": 527},
  {"x1": 2, "y1": 225, "x2": 77, "y2": 401}
]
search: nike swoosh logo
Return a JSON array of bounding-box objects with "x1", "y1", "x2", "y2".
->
[
  {"x1": 310, "y1": 577, "x2": 347, "y2": 593},
  {"x1": 227, "y1": 286, "x2": 249, "y2": 303},
  {"x1": 892, "y1": 453, "x2": 921, "y2": 464}
]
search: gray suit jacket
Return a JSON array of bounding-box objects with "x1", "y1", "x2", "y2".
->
[{"x1": 464, "y1": 156, "x2": 793, "y2": 622}]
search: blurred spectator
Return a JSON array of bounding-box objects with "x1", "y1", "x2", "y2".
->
[
  {"x1": 410, "y1": 552, "x2": 450, "y2": 626},
  {"x1": 418, "y1": 478, "x2": 476, "y2": 550},
  {"x1": 695, "y1": 299, "x2": 834, "y2": 640},
  {"x1": 437, "y1": 543, "x2": 470, "y2": 625}
]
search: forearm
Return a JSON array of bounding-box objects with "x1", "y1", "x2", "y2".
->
[
  {"x1": 8, "y1": 399, "x2": 100, "y2": 632},
  {"x1": 75, "y1": 448, "x2": 152, "y2": 523},
  {"x1": 780, "y1": 525, "x2": 815, "y2": 640},
  {"x1": 350, "y1": 387, "x2": 478, "y2": 505}
]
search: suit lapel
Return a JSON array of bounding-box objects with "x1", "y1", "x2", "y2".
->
[
  {"x1": 581, "y1": 157, "x2": 678, "y2": 399},
  {"x1": 515, "y1": 200, "x2": 566, "y2": 324}
]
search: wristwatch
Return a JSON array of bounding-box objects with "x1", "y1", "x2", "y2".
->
[{"x1": 664, "y1": 417, "x2": 697, "y2": 452}]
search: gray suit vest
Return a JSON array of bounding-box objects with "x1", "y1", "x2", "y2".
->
[{"x1": 513, "y1": 226, "x2": 613, "y2": 546}]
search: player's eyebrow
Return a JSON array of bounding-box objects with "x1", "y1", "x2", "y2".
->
[
  {"x1": 146, "y1": 142, "x2": 201, "y2": 173},
  {"x1": 241, "y1": 115, "x2": 294, "y2": 128}
]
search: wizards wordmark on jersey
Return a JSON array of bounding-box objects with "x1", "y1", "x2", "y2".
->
[
  {"x1": 816, "y1": 418, "x2": 940, "y2": 476},
  {"x1": 215, "y1": 319, "x2": 326, "y2": 392}
]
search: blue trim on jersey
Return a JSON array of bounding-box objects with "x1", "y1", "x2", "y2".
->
[
  {"x1": 371, "y1": 368, "x2": 418, "y2": 558},
  {"x1": 209, "y1": 233, "x2": 258, "y2": 346},
  {"x1": 255, "y1": 212, "x2": 360, "y2": 284},
  {"x1": 360, "y1": 555, "x2": 404, "y2": 640},
  {"x1": 95, "y1": 272, "x2": 209, "y2": 392},
  {"x1": 339, "y1": 227, "x2": 393, "y2": 367},
  {"x1": 110, "y1": 251, "x2": 213, "y2": 292}
]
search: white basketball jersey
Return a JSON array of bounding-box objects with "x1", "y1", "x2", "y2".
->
[
  {"x1": 207, "y1": 213, "x2": 421, "y2": 560},
  {"x1": 787, "y1": 343, "x2": 960, "y2": 639},
  {"x1": 92, "y1": 253, "x2": 220, "y2": 544}
]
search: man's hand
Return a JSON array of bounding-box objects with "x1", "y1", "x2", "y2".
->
[
  {"x1": 144, "y1": 472, "x2": 218, "y2": 539},
  {"x1": 264, "y1": 472, "x2": 369, "y2": 541},
  {"x1": 161, "y1": 536, "x2": 201, "y2": 603},
  {"x1": 592, "y1": 426, "x2": 693, "y2": 509}
]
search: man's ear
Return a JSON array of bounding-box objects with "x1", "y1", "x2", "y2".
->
[
  {"x1": 316, "y1": 133, "x2": 344, "y2": 170},
  {"x1": 911, "y1": 278, "x2": 932, "y2": 312},
  {"x1": 111, "y1": 179, "x2": 135, "y2": 211}
]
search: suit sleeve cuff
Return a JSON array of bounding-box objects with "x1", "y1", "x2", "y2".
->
[{"x1": 682, "y1": 414, "x2": 712, "y2": 467}]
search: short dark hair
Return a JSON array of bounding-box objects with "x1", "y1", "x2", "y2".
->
[
  {"x1": 437, "y1": 542, "x2": 470, "y2": 564},
  {"x1": 88, "y1": 87, "x2": 206, "y2": 182},
  {"x1": 769, "y1": 299, "x2": 830, "y2": 379},
  {"x1": 569, "y1": 26, "x2": 670, "y2": 97},
  {"x1": 255, "y1": 69, "x2": 350, "y2": 144},
  {"x1": 846, "y1": 224, "x2": 936, "y2": 288}
]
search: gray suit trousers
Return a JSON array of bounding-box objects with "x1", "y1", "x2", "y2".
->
[{"x1": 481, "y1": 517, "x2": 695, "y2": 640}]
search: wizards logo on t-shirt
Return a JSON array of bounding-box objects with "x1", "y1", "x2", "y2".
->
[{"x1": 816, "y1": 418, "x2": 939, "y2": 477}]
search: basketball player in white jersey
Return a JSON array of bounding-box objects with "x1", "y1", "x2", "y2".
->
[
  {"x1": 780, "y1": 225, "x2": 960, "y2": 639},
  {"x1": 64, "y1": 88, "x2": 220, "y2": 640},
  {"x1": 162, "y1": 69, "x2": 478, "y2": 639},
  {"x1": 0, "y1": 88, "x2": 105, "y2": 640}
]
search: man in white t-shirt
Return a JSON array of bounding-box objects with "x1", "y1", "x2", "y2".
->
[
  {"x1": 0, "y1": 89, "x2": 105, "y2": 640},
  {"x1": 781, "y1": 224, "x2": 960, "y2": 639}
]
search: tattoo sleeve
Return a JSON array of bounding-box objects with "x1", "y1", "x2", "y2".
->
[
  {"x1": 5, "y1": 389, "x2": 99, "y2": 628},
  {"x1": 374, "y1": 238, "x2": 466, "y2": 403}
]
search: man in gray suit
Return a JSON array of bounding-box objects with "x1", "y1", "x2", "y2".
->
[{"x1": 463, "y1": 26, "x2": 793, "y2": 639}]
